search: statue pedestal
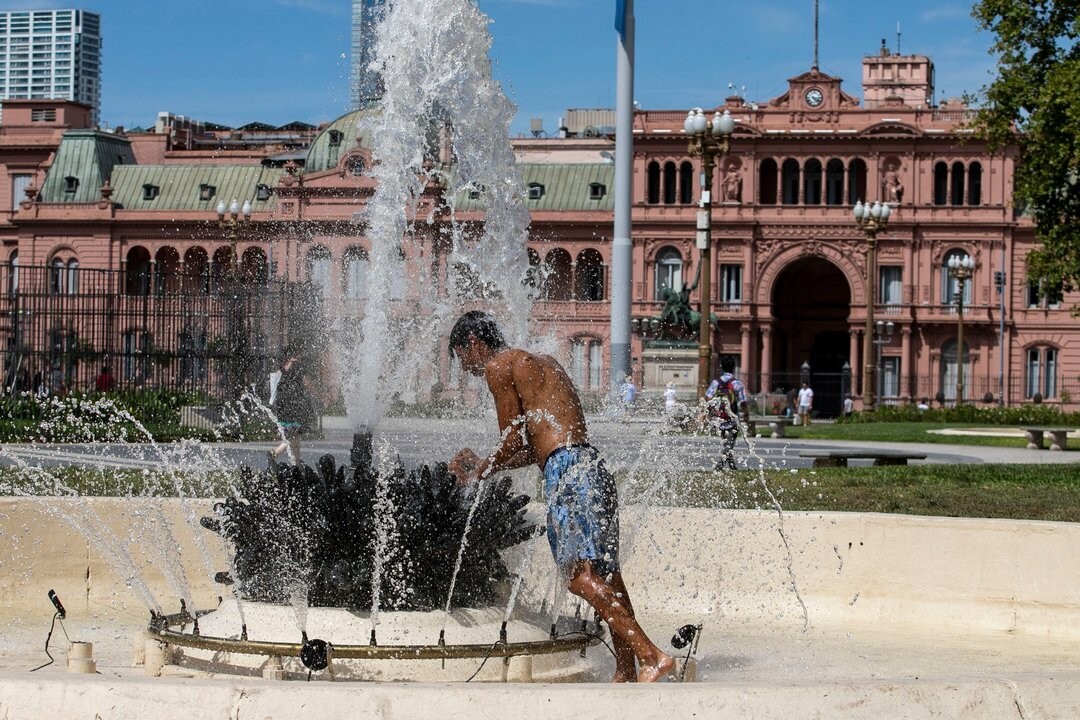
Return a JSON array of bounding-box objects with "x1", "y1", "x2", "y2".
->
[{"x1": 641, "y1": 342, "x2": 700, "y2": 397}]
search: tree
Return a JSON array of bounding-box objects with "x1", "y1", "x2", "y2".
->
[{"x1": 972, "y1": 0, "x2": 1080, "y2": 301}]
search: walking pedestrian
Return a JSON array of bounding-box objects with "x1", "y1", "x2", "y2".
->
[{"x1": 797, "y1": 381, "x2": 814, "y2": 428}]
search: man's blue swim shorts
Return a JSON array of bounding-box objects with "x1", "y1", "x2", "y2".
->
[{"x1": 543, "y1": 444, "x2": 620, "y2": 576}]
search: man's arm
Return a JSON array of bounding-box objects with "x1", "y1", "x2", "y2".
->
[{"x1": 473, "y1": 355, "x2": 536, "y2": 479}]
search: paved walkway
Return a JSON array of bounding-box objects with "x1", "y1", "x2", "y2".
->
[{"x1": 2, "y1": 414, "x2": 1076, "y2": 472}]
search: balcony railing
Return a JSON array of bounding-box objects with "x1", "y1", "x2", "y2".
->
[{"x1": 533, "y1": 299, "x2": 610, "y2": 319}]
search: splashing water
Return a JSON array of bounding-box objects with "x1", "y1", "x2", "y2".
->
[
  {"x1": 338, "y1": 0, "x2": 533, "y2": 430},
  {"x1": 369, "y1": 438, "x2": 401, "y2": 632}
]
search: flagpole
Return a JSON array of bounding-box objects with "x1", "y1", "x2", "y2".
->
[{"x1": 610, "y1": 0, "x2": 634, "y2": 401}]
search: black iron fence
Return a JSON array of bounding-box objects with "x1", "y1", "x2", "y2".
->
[{"x1": 1, "y1": 263, "x2": 322, "y2": 404}]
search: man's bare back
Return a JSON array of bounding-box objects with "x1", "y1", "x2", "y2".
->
[{"x1": 483, "y1": 348, "x2": 588, "y2": 471}]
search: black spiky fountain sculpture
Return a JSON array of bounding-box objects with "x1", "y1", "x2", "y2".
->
[
  {"x1": 148, "y1": 431, "x2": 599, "y2": 682},
  {"x1": 201, "y1": 431, "x2": 537, "y2": 610}
]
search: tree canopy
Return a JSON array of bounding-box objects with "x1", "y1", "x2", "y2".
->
[{"x1": 973, "y1": 0, "x2": 1080, "y2": 300}]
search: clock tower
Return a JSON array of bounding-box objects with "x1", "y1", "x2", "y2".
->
[{"x1": 764, "y1": 67, "x2": 860, "y2": 113}]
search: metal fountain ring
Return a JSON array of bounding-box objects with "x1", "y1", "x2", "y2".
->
[{"x1": 148, "y1": 608, "x2": 600, "y2": 663}]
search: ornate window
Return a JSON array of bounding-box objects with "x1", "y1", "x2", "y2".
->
[
  {"x1": 967, "y1": 162, "x2": 983, "y2": 205},
  {"x1": 881, "y1": 356, "x2": 900, "y2": 398},
  {"x1": 646, "y1": 162, "x2": 660, "y2": 204},
  {"x1": 679, "y1": 161, "x2": 693, "y2": 204},
  {"x1": 847, "y1": 158, "x2": 867, "y2": 204},
  {"x1": 950, "y1": 162, "x2": 966, "y2": 207},
  {"x1": 654, "y1": 247, "x2": 683, "y2": 299},
  {"x1": 720, "y1": 264, "x2": 742, "y2": 304},
  {"x1": 880, "y1": 266, "x2": 902, "y2": 306},
  {"x1": 11, "y1": 173, "x2": 32, "y2": 207},
  {"x1": 758, "y1": 158, "x2": 777, "y2": 204},
  {"x1": 7, "y1": 250, "x2": 18, "y2": 294},
  {"x1": 306, "y1": 245, "x2": 332, "y2": 299},
  {"x1": 825, "y1": 159, "x2": 844, "y2": 205},
  {"x1": 781, "y1": 159, "x2": 799, "y2": 204},
  {"x1": 574, "y1": 249, "x2": 605, "y2": 301},
  {"x1": 343, "y1": 247, "x2": 369, "y2": 300},
  {"x1": 1026, "y1": 346, "x2": 1058, "y2": 399},
  {"x1": 940, "y1": 339, "x2": 969, "y2": 402},
  {"x1": 933, "y1": 162, "x2": 948, "y2": 205}
]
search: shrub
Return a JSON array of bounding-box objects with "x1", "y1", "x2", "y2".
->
[{"x1": 837, "y1": 402, "x2": 1080, "y2": 426}]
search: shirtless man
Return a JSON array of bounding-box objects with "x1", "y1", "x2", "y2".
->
[{"x1": 446, "y1": 311, "x2": 674, "y2": 683}]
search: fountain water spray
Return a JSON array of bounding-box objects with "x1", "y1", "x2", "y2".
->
[{"x1": 338, "y1": 0, "x2": 533, "y2": 431}]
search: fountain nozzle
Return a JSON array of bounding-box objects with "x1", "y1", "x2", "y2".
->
[
  {"x1": 671, "y1": 624, "x2": 700, "y2": 649},
  {"x1": 300, "y1": 637, "x2": 330, "y2": 672},
  {"x1": 498, "y1": 621, "x2": 508, "y2": 645},
  {"x1": 437, "y1": 628, "x2": 446, "y2": 669},
  {"x1": 47, "y1": 589, "x2": 66, "y2": 619}
]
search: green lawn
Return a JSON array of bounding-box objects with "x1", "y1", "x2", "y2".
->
[
  {"x1": 637, "y1": 464, "x2": 1080, "y2": 522},
  {"x1": 780, "y1": 421, "x2": 1073, "y2": 448},
  {"x1": 5, "y1": 462, "x2": 1080, "y2": 523}
]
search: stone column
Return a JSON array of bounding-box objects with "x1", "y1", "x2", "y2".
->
[
  {"x1": 850, "y1": 328, "x2": 862, "y2": 399},
  {"x1": 849, "y1": 328, "x2": 860, "y2": 378},
  {"x1": 901, "y1": 326, "x2": 912, "y2": 401},
  {"x1": 761, "y1": 326, "x2": 773, "y2": 394},
  {"x1": 740, "y1": 323, "x2": 752, "y2": 389}
]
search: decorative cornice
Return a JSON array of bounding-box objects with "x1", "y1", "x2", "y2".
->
[{"x1": 757, "y1": 224, "x2": 863, "y2": 239}]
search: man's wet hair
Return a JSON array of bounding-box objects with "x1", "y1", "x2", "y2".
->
[
  {"x1": 721, "y1": 355, "x2": 736, "y2": 373},
  {"x1": 449, "y1": 311, "x2": 506, "y2": 357}
]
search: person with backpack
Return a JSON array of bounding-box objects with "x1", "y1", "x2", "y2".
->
[{"x1": 704, "y1": 356, "x2": 750, "y2": 471}]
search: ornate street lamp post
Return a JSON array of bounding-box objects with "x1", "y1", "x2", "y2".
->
[
  {"x1": 683, "y1": 107, "x2": 735, "y2": 399},
  {"x1": 947, "y1": 254, "x2": 975, "y2": 405},
  {"x1": 214, "y1": 198, "x2": 253, "y2": 400},
  {"x1": 852, "y1": 200, "x2": 891, "y2": 411},
  {"x1": 216, "y1": 198, "x2": 253, "y2": 271}
]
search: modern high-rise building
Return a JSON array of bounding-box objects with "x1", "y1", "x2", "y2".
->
[
  {"x1": 0, "y1": 9, "x2": 101, "y2": 126},
  {"x1": 350, "y1": 0, "x2": 384, "y2": 110}
]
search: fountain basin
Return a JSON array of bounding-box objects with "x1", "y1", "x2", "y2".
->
[{"x1": 2, "y1": 497, "x2": 1080, "y2": 717}]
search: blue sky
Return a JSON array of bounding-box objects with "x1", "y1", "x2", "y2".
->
[{"x1": 0, "y1": 0, "x2": 998, "y2": 134}]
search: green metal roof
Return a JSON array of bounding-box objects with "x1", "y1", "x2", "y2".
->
[
  {"x1": 39, "y1": 130, "x2": 137, "y2": 203},
  {"x1": 303, "y1": 108, "x2": 380, "y2": 175},
  {"x1": 456, "y1": 164, "x2": 616, "y2": 212},
  {"x1": 109, "y1": 165, "x2": 285, "y2": 212}
]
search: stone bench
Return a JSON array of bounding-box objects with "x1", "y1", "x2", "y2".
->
[
  {"x1": 798, "y1": 450, "x2": 927, "y2": 467},
  {"x1": 180, "y1": 405, "x2": 222, "y2": 429},
  {"x1": 1022, "y1": 428, "x2": 1074, "y2": 451},
  {"x1": 749, "y1": 415, "x2": 793, "y2": 439}
]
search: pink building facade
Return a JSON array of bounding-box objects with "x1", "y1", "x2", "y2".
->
[{"x1": 0, "y1": 51, "x2": 1076, "y2": 413}]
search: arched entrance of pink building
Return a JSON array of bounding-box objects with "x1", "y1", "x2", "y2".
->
[{"x1": 767, "y1": 256, "x2": 852, "y2": 418}]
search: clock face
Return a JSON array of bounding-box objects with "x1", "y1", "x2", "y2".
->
[{"x1": 805, "y1": 88, "x2": 824, "y2": 107}]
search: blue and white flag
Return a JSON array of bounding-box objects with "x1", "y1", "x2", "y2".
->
[{"x1": 615, "y1": 0, "x2": 631, "y2": 42}]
